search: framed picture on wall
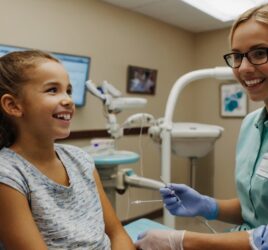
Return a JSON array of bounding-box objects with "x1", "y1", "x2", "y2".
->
[
  {"x1": 220, "y1": 82, "x2": 248, "y2": 118},
  {"x1": 127, "y1": 65, "x2": 157, "y2": 95}
]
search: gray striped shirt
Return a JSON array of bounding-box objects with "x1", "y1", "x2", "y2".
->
[{"x1": 0, "y1": 144, "x2": 111, "y2": 249}]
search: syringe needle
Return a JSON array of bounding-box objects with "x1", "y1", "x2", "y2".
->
[{"x1": 131, "y1": 199, "x2": 162, "y2": 205}]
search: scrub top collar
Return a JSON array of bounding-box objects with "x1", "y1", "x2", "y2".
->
[{"x1": 254, "y1": 107, "x2": 268, "y2": 129}]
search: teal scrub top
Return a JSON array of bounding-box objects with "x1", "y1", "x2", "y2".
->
[{"x1": 235, "y1": 107, "x2": 268, "y2": 231}]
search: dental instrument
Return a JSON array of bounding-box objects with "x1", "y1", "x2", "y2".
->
[
  {"x1": 160, "y1": 176, "x2": 182, "y2": 201},
  {"x1": 131, "y1": 200, "x2": 163, "y2": 205}
]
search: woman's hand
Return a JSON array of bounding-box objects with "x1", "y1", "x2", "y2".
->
[
  {"x1": 160, "y1": 184, "x2": 218, "y2": 220},
  {"x1": 135, "y1": 229, "x2": 185, "y2": 250}
]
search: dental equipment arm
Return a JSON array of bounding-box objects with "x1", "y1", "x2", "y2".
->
[
  {"x1": 116, "y1": 169, "x2": 165, "y2": 194},
  {"x1": 163, "y1": 67, "x2": 234, "y2": 126},
  {"x1": 86, "y1": 80, "x2": 148, "y2": 138},
  {"x1": 122, "y1": 113, "x2": 155, "y2": 128},
  {"x1": 161, "y1": 66, "x2": 234, "y2": 176},
  {"x1": 102, "y1": 80, "x2": 122, "y2": 97},
  {"x1": 159, "y1": 67, "x2": 234, "y2": 227},
  {"x1": 86, "y1": 80, "x2": 147, "y2": 113},
  {"x1": 86, "y1": 80, "x2": 106, "y2": 101}
]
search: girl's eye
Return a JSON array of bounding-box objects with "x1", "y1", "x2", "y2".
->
[
  {"x1": 47, "y1": 87, "x2": 57, "y2": 93},
  {"x1": 67, "y1": 88, "x2": 72, "y2": 96}
]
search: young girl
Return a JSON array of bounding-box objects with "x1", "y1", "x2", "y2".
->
[
  {"x1": 0, "y1": 50, "x2": 135, "y2": 249},
  {"x1": 135, "y1": 3, "x2": 268, "y2": 250}
]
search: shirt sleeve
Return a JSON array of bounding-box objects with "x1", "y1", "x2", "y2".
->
[
  {"x1": 0, "y1": 157, "x2": 29, "y2": 196},
  {"x1": 248, "y1": 225, "x2": 268, "y2": 250}
]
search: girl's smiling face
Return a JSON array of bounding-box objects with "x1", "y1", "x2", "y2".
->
[
  {"x1": 231, "y1": 18, "x2": 268, "y2": 107},
  {"x1": 17, "y1": 60, "x2": 75, "y2": 141}
]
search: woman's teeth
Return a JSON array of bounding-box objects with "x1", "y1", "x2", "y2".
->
[{"x1": 245, "y1": 79, "x2": 264, "y2": 87}]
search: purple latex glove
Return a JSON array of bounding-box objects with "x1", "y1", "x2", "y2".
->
[
  {"x1": 160, "y1": 183, "x2": 218, "y2": 220},
  {"x1": 135, "y1": 229, "x2": 185, "y2": 250}
]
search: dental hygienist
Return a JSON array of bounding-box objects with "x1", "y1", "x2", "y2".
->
[{"x1": 135, "y1": 4, "x2": 268, "y2": 250}]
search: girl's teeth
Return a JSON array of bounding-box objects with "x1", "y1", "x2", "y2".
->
[{"x1": 55, "y1": 114, "x2": 71, "y2": 120}]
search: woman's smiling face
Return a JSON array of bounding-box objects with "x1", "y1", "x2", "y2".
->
[{"x1": 231, "y1": 18, "x2": 268, "y2": 107}]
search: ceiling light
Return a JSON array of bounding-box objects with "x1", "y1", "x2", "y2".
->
[{"x1": 181, "y1": 0, "x2": 268, "y2": 22}]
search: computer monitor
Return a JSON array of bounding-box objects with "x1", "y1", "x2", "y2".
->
[
  {"x1": 53, "y1": 53, "x2": 90, "y2": 107},
  {"x1": 0, "y1": 44, "x2": 90, "y2": 107}
]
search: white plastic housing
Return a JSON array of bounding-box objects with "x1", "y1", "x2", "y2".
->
[{"x1": 171, "y1": 122, "x2": 224, "y2": 158}]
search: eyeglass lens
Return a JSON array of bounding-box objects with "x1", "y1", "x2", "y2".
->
[{"x1": 224, "y1": 48, "x2": 268, "y2": 68}]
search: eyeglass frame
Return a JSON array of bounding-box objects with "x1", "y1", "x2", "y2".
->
[{"x1": 223, "y1": 47, "x2": 268, "y2": 68}]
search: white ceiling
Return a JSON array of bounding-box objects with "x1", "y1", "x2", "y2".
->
[{"x1": 101, "y1": 0, "x2": 235, "y2": 33}]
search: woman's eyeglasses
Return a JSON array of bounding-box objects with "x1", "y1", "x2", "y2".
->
[{"x1": 223, "y1": 47, "x2": 268, "y2": 68}]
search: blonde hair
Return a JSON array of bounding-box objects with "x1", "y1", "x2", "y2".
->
[
  {"x1": 229, "y1": 4, "x2": 268, "y2": 45},
  {"x1": 0, "y1": 50, "x2": 59, "y2": 148}
]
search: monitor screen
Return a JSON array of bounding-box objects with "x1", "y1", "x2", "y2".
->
[
  {"x1": 0, "y1": 44, "x2": 90, "y2": 107},
  {"x1": 53, "y1": 53, "x2": 90, "y2": 107}
]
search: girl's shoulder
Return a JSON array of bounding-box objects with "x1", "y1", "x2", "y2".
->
[
  {"x1": 0, "y1": 147, "x2": 27, "y2": 168},
  {"x1": 0, "y1": 147, "x2": 30, "y2": 195}
]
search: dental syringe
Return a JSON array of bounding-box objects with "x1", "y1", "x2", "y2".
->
[{"x1": 160, "y1": 176, "x2": 185, "y2": 207}]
